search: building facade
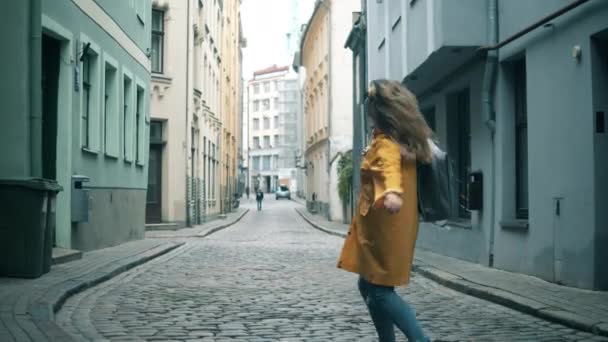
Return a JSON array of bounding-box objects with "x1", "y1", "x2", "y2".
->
[
  {"x1": 247, "y1": 66, "x2": 290, "y2": 193},
  {"x1": 366, "y1": 0, "x2": 608, "y2": 290},
  {"x1": 1, "y1": 0, "x2": 151, "y2": 252},
  {"x1": 219, "y1": 0, "x2": 244, "y2": 213},
  {"x1": 295, "y1": 0, "x2": 359, "y2": 222},
  {"x1": 149, "y1": 0, "x2": 242, "y2": 226}
]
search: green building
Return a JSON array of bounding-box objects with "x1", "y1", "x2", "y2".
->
[{"x1": 1, "y1": 0, "x2": 151, "y2": 256}]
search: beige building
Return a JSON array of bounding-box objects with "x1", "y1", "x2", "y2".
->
[
  {"x1": 219, "y1": 0, "x2": 245, "y2": 213},
  {"x1": 149, "y1": 0, "x2": 241, "y2": 227},
  {"x1": 296, "y1": 0, "x2": 359, "y2": 221}
]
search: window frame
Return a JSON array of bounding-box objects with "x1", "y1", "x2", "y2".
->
[
  {"x1": 514, "y1": 59, "x2": 529, "y2": 220},
  {"x1": 102, "y1": 52, "x2": 120, "y2": 158},
  {"x1": 135, "y1": 79, "x2": 147, "y2": 166},
  {"x1": 151, "y1": 9, "x2": 165, "y2": 74},
  {"x1": 79, "y1": 35, "x2": 101, "y2": 152},
  {"x1": 122, "y1": 68, "x2": 135, "y2": 162}
]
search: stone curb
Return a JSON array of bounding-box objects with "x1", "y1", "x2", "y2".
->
[
  {"x1": 197, "y1": 209, "x2": 250, "y2": 238},
  {"x1": 26, "y1": 241, "x2": 185, "y2": 341},
  {"x1": 296, "y1": 208, "x2": 608, "y2": 337},
  {"x1": 295, "y1": 208, "x2": 347, "y2": 239},
  {"x1": 146, "y1": 208, "x2": 249, "y2": 239}
]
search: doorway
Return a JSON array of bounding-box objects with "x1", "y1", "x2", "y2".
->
[
  {"x1": 265, "y1": 175, "x2": 271, "y2": 193},
  {"x1": 146, "y1": 121, "x2": 164, "y2": 223},
  {"x1": 592, "y1": 30, "x2": 608, "y2": 289},
  {"x1": 42, "y1": 34, "x2": 60, "y2": 181}
]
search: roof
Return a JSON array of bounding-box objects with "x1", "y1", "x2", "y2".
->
[
  {"x1": 298, "y1": 0, "x2": 327, "y2": 62},
  {"x1": 252, "y1": 65, "x2": 290, "y2": 78}
]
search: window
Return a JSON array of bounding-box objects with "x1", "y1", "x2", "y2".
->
[
  {"x1": 274, "y1": 98, "x2": 279, "y2": 109},
  {"x1": 253, "y1": 118, "x2": 260, "y2": 130},
  {"x1": 514, "y1": 60, "x2": 529, "y2": 219},
  {"x1": 253, "y1": 137, "x2": 260, "y2": 149},
  {"x1": 252, "y1": 156, "x2": 260, "y2": 171},
  {"x1": 104, "y1": 59, "x2": 119, "y2": 157},
  {"x1": 263, "y1": 99, "x2": 270, "y2": 110},
  {"x1": 81, "y1": 52, "x2": 93, "y2": 149},
  {"x1": 263, "y1": 136, "x2": 270, "y2": 148},
  {"x1": 274, "y1": 115, "x2": 279, "y2": 128},
  {"x1": 272, "y1": 80, "x2": 277, "y2": 91},
  {"x1": 136, "y1": 85, "x2": 145, "y2": 165},
  {"x1": 263, "y1": 155, "x2": 271, "y2": 170},
  {"x1": 422, "y1": 107, "x2": 436, "y2": 131},
  {"x1": 253, "y1": 100, "x2": 259, "y2": 112},
  {"x1": 274, "y1": 134, "x2": 279, "y2": 146},
  {"x1": 152, "y1": 10, "x2": 164, "y2": 73},
  {"x1": 264, "y1": 82, "x2": 270, "y2": 93},
  {"x1": 212, "y1": 143, "x2": 216, "y2": 198},
  {"x1": 273, "y1": 155, "x2": 279, "y2": 168},
  {"x1": 254, "y1": 84, "x2": 260, "y2": 94},
  {"x1": 150, "y1": 121, "x2": 162, "y2": 143},
  {"x1": 123, "y1": 74, "x2": 134, "y2": 161},
  {"x1": 455, "y1": 90, "x2": 471, "y2": 218},
  {"x1": 263, "y1": 117, "x2": 270, "y2": 129}
]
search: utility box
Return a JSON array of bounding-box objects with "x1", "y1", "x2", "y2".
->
[
  {"x1": 468, "y1": 171, "x2": 483, "y2": 211},
  {"x1": 71, "y1": 175, "x2": 90, "y2": 223}
]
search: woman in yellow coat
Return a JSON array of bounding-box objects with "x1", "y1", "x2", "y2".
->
[{"x1": 337, "y1": 79, "x2": 433, "y2": 342}]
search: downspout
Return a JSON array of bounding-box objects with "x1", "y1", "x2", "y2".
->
[
  {"x1": 185, "y1": 0, "x2": 191, "y2": 226},
  {"x1": 318, "y1": 0, "x2": 332, "y2": 218},
  {"x1": 482, "y1": 0, "x2": 498, "y2": 267},
  {"x1": 30, "y1": 0, "x2": 42, "y2": 178}
]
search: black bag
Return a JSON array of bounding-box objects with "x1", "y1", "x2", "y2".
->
[{"x1": 417, "y1": 140, "x2": 456, "y2": 222}]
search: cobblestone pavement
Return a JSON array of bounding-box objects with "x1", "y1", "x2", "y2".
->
[{"x1": 57, "y1": 201, "x2": 607, "y2": 341}]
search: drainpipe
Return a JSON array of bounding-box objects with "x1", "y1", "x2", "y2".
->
[
  {"x1": 185, "y1": 0, "x2": 191, "y2": 226},
  {"x1": 482, "y1": 0, "x2": 498, "y2": 267},
  {"x1": 30, "y1": 0, "x2": 42, "y2": 178},
  {"x1": 317, "y1": 0, "x2": 332, "y2": 218}
]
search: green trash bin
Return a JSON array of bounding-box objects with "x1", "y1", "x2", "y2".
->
[{"x1": 0, "y1": 178, "x2": 63, "y2": 278}]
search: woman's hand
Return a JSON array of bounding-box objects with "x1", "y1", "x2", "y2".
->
[{"x1": 383, "y1": 193, "x2": 402, "y2": 214}]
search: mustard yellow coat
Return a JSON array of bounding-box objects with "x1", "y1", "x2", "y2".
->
[{"x1": 337, "y1": 133, "x2": 419, "y2": 287}]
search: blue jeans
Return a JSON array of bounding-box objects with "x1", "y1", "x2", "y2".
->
[{"x1": 358, "y1": 277, "x2": 429, "y2": 342}]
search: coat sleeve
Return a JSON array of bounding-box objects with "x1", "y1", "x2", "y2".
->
[{"x1": 369, "y1": 137, "x2": 403, "y2": 206}]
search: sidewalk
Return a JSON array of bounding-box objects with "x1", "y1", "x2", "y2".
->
[
  {"x1": 145, "y1": 207, "x2": 249, "y2": 239},
  {"x1": 295, "y1": 208, "x2": 608, "y2": 337},
  {"x1": 0, "y1": 208, "x2": 248, "y2": 341}
]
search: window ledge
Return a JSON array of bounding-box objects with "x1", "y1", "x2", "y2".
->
[
  {"x1": 82, "y1": 147, "x2": 98, "y2": 155},
  {"x1": 421, "y1": 219, "x2": 472, "y2": 230},
  {"x1": 446, "y1": 219, "x2": 473, "y2": 229},
  {"x1": 124, "y1": 159, "x2": 133, "y2": 165},
  {"x1": 152, "y1": 74, "x2": 172, "y2": 84},
  {"x1": 104, "y1": 153, "x2": 119, "y2": 160},
  {"x1": 500, "y1": 219, "x2": 529, "y2": 231}
]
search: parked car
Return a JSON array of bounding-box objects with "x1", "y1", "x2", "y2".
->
[{"x1": 275, "y1": 186, "x2": 291, "y2": 200}]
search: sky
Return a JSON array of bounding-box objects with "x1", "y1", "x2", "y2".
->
[{"x1": 240, "y1": 0, "x2": 315, "y2": 81}]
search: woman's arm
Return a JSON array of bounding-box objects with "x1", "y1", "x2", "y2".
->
[{"x1": 369, "y1": 137, "x2": 403, "y2": 213}]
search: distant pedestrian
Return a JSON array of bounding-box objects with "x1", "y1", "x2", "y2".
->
[
  {"x1": 246, "y1": 187, "x2": 250, "y2": 199},
  {"x1": 337, "y1": 80, "x2": 433, "y2": 342},
  {"x1": 255, "y1": 189, "x2": 264, "y2": 211}
]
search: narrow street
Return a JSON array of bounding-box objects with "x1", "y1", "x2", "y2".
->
[{"x1": 57, "y1": 200, "x2": 606, "y2": 342}]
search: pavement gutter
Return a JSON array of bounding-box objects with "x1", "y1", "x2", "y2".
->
[
  {"x1": 295, "y1": 208, "x2": 608, "y2": 337},
  {"x1": 24, "y1": 209, "x2": 249, "y2": 341}
]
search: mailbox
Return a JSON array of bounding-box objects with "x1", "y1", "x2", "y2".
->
[
  {"x1": 468, "y1": 171, "x2": 483, "y2": 211},
  {"x1": 71, "y1": 175, "x2": 90, "y2": 223}
]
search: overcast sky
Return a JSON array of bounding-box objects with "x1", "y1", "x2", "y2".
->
[{"x1": 240, "y1": 0, "x2": 315, "y2": 81}]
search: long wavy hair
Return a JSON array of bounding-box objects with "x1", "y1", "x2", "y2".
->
[{"x1": 367, "y1": 79, "x2": 433, "y2": 164}]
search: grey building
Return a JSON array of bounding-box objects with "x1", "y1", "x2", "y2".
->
[
  {"x1": 365, "y1": 0, "x2": 608, "y2": 290},
  {"x1": 1, "y1": 0, "x2": 151, "y2": 253}
]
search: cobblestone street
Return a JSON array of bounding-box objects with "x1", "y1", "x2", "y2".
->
[{"x1": 56, "y1": 200, "x2": 607, "y2": 341}]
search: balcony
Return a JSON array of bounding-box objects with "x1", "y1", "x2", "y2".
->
[{"x1": 403, "y1": 0, "x2": 488, "y2": 94}]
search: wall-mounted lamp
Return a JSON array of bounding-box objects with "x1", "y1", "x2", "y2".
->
[{"x1": 572, "y1": 45, "x2": 582, "y2": 63}]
